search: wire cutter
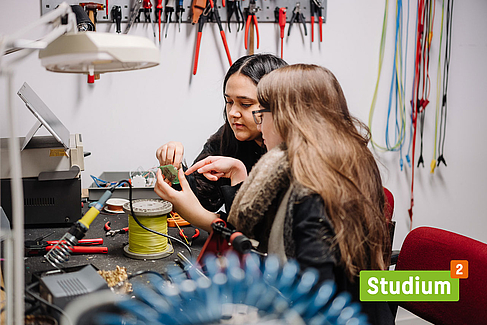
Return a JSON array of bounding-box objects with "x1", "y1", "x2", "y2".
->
[
  {"x1": 310, "y1": 0, "x2": 324, "y2": 42},
  {"x1": 227, "y1": 0, "x2": 244, "y2": 32},
  {"x1": 179, "y1": 227, "x2": 200, "y2": 246},
  {"x1": 288, "y1": 2, "x2": 307, "y2": 37},
  {"x1": 104, "y1": 221, "x2": 129, "y2": 237},
  {"x1": 244, "y1": 0, "x2": 260, "y2": 50},
  {"x1": 193, "y1": 0, "x2": 233, "y2": 75}
]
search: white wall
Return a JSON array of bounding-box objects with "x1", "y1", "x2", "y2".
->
[{"x1": 1, "y1": 0, "x2": 486, "y2": 251}]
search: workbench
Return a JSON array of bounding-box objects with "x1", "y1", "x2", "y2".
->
[{"x1": 24, "y1": 206, "x2": 208, "y2": 285}]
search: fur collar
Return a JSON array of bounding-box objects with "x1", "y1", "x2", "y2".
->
[{"x1": 227, "y1": 143, "x2": 291, "y2": 238}]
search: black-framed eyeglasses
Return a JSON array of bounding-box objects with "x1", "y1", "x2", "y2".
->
[{"x1": 252, "y1": 108, "x2": 271, "y2": 125}]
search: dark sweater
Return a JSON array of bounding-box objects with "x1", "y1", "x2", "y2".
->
[{"x1": 186, "y1": 125, "x2": 265, "y2": 212}]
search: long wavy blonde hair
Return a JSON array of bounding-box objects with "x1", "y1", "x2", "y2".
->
[{"x1": 257, "y1": 64, "x2": 390, "y2": 279}]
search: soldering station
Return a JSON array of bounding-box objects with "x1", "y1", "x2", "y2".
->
[{"x1": 1, "y1": 0, "x2": 485, "y2": 325}]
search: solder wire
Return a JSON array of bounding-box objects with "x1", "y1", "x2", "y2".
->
[
  {"x1": 128, "y1": 213, "x2": 169, "y2": 254},
  {"x1": 115, "y1": 179, "x2": 192, "y2": 258}
]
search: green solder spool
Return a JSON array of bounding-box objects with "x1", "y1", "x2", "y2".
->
[{"x1": 122, "y1": 199, "x2": 173, "y2": 260}]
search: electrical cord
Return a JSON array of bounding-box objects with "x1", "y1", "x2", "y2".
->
[
  {"x1": 127, "y1": 270, "x2": 167, "y2": 280},
  {"x1": 114, "y1": 180, "x2": 193, "y2": 258},
  {"x1": 24, "y1": 283, "x2": 73, "y2": 325},
  {"x1": 437, "y1": 0, "x2": 453, "y2": 167}
]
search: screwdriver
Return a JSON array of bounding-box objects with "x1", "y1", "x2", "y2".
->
[
  {"x1": 176, "y1": 0, "x2": 185, "y2": 32},
  {"x1": 156, "y1": 0, "x2": 163, "y2": 41},
  {"x1": 279, "y1": 7, "x2": 287, "y2": 59},
  {"x1": 165, "y1": 0, "x2": 175, "y2": 37}
]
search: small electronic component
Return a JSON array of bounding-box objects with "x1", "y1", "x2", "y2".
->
[{"x1": 159, "y1": 165, "x2": 180, "y2": 185}]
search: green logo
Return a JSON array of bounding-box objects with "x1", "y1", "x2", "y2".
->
[{"x1": 360, "y1": 271, "x2": 459, "y2": 301}]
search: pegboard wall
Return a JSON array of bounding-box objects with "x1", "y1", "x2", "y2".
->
[{"x1": 41, "y1": 0, "x2": 327, "y2": 24}]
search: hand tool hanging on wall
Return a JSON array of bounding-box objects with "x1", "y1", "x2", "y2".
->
[
  {"x1": 288, "y1": 2, "x2": 307, "y2": 37},
  {"x1": 193, "y1": 0, "x2": 233, "y2": 75},
  {"x1": 191, "y1": 0, "x2": 208, "y2": 24},
  {"x1": 176, "y1": 0, "x2": 185, "y2": 32},
  {"x1": 70, "y1": 4, "x2": 95, "y2": 31},
  {"x1": 155, "y1": 0, "x2": 163, "y2": 40},
  {"x1": 141, "y1": 0, "x2": 157, "y2": 38},
  {"x1": 164, "y1": 0, "x2": 176, "y2": 37},
  {"x1": 227, "y1": 0, "x2": 244, "y2": 32},
  {"x1": 111, "y1": 5, "x2": 122, "y2": 33},
  {"x1": 275, "y1": 7, "x2": 287, "y2": 59},
  {"x1": 79, "y1": 2, "x2": 105, "y2": 31},
  {"x1": 310, "y1": 0, "x2": 324, "y2": 42},
  {"x1": 244, "y1": 0, "x2": 260, "y2": 54},
  {"x1": 124, "y1": 0, "x2": 143, "y2": 34}
]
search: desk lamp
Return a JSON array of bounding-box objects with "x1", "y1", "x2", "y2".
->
[{"x1": 0, "y1": 3, "x2": 160, "y2": 323}]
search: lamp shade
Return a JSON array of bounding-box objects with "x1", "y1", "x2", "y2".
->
[{"x1": 38, "y1": 32, "x2": 159, "y2": 74}]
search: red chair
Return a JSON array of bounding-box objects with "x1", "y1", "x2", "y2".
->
[
  {"x1": 383, "y1": 187, "x2": 394, "y2": 224},
  {"x1": 395, "y1": 226, "x2": 487, "y2": 325}
]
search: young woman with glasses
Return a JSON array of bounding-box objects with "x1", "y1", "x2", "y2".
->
[{"x1": 155, "y1": 64, "x2": 394, "y2": 324}]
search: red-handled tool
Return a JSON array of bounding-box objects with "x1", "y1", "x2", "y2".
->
[
  {"x1": 156, "y1": 0, "x2": 163, "y2": 41},
  {"x1": 279, "y1": 7, "x2": 287, "y2": 59},
  {"x1": 104, "y1": 221, "x2": 129, "y2": 237},
  {"x1": 179, "y1": 228, "x2": 200, "y2": 246},
  {"x1": 46, "y1": 238, "x2": 104, "y2": 245},
  {"x1": 310, "y1": 0, "x2": 324, "y2": 42},
  {"x1": 244, "y1": 0, "x2": 260, "y2": 51},
  {"x1": 25, "y1": 236, "x2": 108, "y2": 256},
  {"x1": 193, "y1": 0, "x2": 232, "y2": 75},
  {"x1": 45, "y1": 246, "x2": 108, "y2": 254}
]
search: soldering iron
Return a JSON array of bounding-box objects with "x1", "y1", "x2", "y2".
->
[{"x1": 44, "y1": 186, "x2": 116, "y2": 269}]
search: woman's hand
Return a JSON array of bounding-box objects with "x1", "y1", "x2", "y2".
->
[
  {"x1": 154, "y1": 168, "x2": 216, "y2": 232},
  {"x1": 185, "y1": 156, "x2": 248, "y2": 186},
  {"x1": 156, "y1": 141, "x2": 184, "y2": 169}
]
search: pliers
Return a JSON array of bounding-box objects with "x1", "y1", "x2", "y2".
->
[
  {"x1": 310, "y1": 0, "x2": 324, "y2": 42},
  {"x1": 193, "y1": 0, "x2": 233, "y2": 75},
  {"x1": 227, "y1": 0, "x2": 244, "y2": 32},
  {"x1": 179, "y1": 227, "x2": 200, "y2": 246},
  {"x1": 288, "y1": 2, "x2": 307, "y2": 37},
  {"x1": 25, "y1": 233, "x2": 107, "y2": 256},
  {"x1": 104, "y1": 221, "x2": 129, "y2": 237},
  {"x1": 244, "y1": 0, "x2": 260, "y2": 50}
]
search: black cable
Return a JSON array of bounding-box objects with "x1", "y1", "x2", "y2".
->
[
  {"x1": 438, "y1": 0, "x2": 453, "y2": 166},
  {"x1": 114, "y1": 180, "x2": 193, "y2": 258},
  {"x1": 127, "y1": 270, "x2": 167, "y2": 280},
  {"x1": 417, "y1": 0, "x2": 433, "y2": 167},
  {"x1": 25, "y1": 287, "x2": 73, "y2": 325}
]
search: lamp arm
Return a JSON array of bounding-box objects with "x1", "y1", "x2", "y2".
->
[{"x1": 0, "y1": 2, "x2": 77, "y2": 69}]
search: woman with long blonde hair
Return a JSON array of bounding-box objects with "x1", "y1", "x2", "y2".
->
[{"x1": 155, "y1": 64, "x2": 394, "y2": 324}]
